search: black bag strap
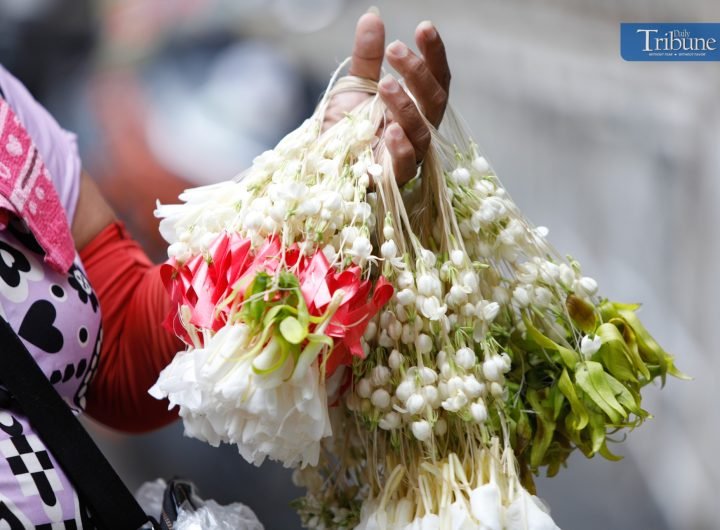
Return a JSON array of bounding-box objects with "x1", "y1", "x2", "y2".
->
[{"x1": 0, "y1": 317, "x2": 158, "y2": 529}]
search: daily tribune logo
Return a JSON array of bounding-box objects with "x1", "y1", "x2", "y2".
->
[{"x1": 621, "y1": 23, "x2": 720, "y2": 61}]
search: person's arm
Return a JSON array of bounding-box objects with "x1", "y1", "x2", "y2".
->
[{"x1": 74, "y1": 172, "x2": 184, "y2": 432}]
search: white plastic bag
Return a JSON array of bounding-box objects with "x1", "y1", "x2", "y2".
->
[{"x1": 136, "y1": 479, "x2": 264, "y2": 530}]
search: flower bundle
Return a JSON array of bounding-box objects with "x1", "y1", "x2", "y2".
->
[
  {"x1": 150, "y1": 71, "x2": 394, "y2": 468},
  {"x1": 152, "y1": 62, "x2": 685, "y2": 529}
]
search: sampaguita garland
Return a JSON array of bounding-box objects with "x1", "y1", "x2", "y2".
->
[{"x1": 149, "y1": 62, "x2": 686, "y2": 530}]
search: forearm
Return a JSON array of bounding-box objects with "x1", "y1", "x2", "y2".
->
[{"x1": 80, "y1": 221, "x2": 182, "y2": 432}]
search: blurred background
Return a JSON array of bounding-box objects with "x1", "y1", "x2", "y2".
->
[{"x1": 1, "y1": 0, "x2": 718, "y2": 528}]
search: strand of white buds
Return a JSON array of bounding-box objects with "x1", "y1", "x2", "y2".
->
[{"x1": 354, "y1": 440, "x2": 560, "y2": 530}]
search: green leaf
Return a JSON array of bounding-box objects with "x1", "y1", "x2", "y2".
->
[
  {"x1": 527, "y1": 389, "x2": 556, "y2": 469},
  {"x1": 617, "y1": 309, "x2": 690, "y2": 385},
  {"x1": 241, "y1": 273, "x2": 271, "y2": 326},
  {"x1": 604, "y1": 373, "x2": 647, "y2": 419},
  {"x1": 550, "y1": 385, "x2": 565, "y2": 421},
  {"x1": 279, "y1": 316, "x2": 307, "y2": 345},
  {"x1": 558, "y1": 368, "x2": 589, "y2": 430},
  {"x1": 587, "y1": 409, "x2": 607, "y2": 455},
  {"x1": 599, "y1": 441, "x2": 623, "y2": 462},
  {"x1": 575, "y1": 361, "x2": 626, "y2": 423},
  {"x1": 524, "y1": 318, "x2": 579, "y2": 370},
  {"x1": 608, "y1": 318, "x2": 651, "y2": 381},
  {"x1": 596, "y1": 323, "x2": 639, "y2": 383}
]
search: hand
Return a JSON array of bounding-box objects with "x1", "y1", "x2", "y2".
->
[{"x1": 323, "y1": 12, "x2": 451, "y2": 185}]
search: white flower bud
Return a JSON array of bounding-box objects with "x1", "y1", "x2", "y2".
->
[
  {"x1": 420, "y1": 249, "x2": 437, "y2": 268},
  {"x1": 421, "y1": 296, "x2": 447, "y2": 320},
  {"x1": 381, "y1": 240, "x2": 398, "y2": 259},
  {"x1": 461, "y1": 271, "x2": 479, "y2": 292},
  {"x1": 380, "y1": 310, "x2": 394, "y2": 329},
  {"x1": 470, "y1": 400, "x2": 488, "y2": 423},
  {"x1": 371, "y1": 365, "x2": 391, "y2": 387},
  {"x1": 419, "y1": 367, "x2": 438, "y2": 385},
  {"x1": 379, "y1": 411, "x2": 401, "y2": 431},
  {"x1": 512, "y1": 286, "x2": 531, "y2": 308},
  {"x1": 472, "y1": 156, "x2": 490, "y2": 174},
  {"x1": 366, "y1": 162, "x2": 384, "y2": 179},
  {"x1": 492, "y1": 286, "x2": 510, "y2": 305},
  {"x1": 383, "y1": 224, "x2": 395, "y2": 240},
  {"x1": 395, "y1": 380, "x2": 416, "y2": 403},
  {"x1": 412, "y1": 420, "x2": 432, "y2": 441},
  {"x1": 167, "y1": 242, "x2": 191, "y2": 262},
  {"x1": 577, "y1": 276, "x2": 599, "y2": 297},
  {"x1": 448, "y1": 376, "x2": 465, "y2": 395},
  {"x1": 499, "y1": 352, "x2": 512, "y2": 372},
  {"x1": 462, "y1": 303, "x2": 476, "y2": 317},
  {"x1": 298, "y1": 198, "x2": 321, "y2": 216},
  {"x1": 415, "y1": 334, "x2": 433, "y2": 355},
  {"x1": 438, "y1": 381, "x2": 449, "y2": 399},
  {"x1": 434, "y1": 418, "x2": 448, "y2": 436},
  {"x1": 452, "y1": 167, "x2": 471, "y2": 185},
  {"x1": 401, "y1": 324, "x2": 415, "y2": 345},
  {"x1": 481, "y1": 301, "x2": 501, "y2": 322},
  {"x1": 351, "y1": 236, "x2": 373, "y2": 262},
  {"x1": 489, "y1": 382, "x2": 506, "y2": 399},
  {"x1": 482, "y1": 359, "x2": 501, "y2": 382},
  {"x1": 463, "y1": 376, "x2": 486, "y2": 398},
  {"x1": 388, "y1": 349, "x2": 404, "y2": 371},
  {"x1": 580, "y1": 334, "x2": 602, "y2": 359},
  {"x1": 442, "y1": 393, "x2": 468, "y2": 412},
  {"x1": 387, "y1": 320, "x2": 402, "y2": 341},
  {"x1": 406, "y1": 393, "x2": 426, "y2": 414},
  {"x1": 363, "y1": 321, "x2": 378, "y2": 342},
  {"x1": 356, "y1": 120, "x2": 376, "y2": 142},
  {"x1": 422, "y1": 385, "x2": 439, "y2": 406},
  {"x1": 341, "y1": 182, "x2": 355, "y2": 201},
  {"x1": 450, "y1": 249, "x2": 465, "y2": 267},
  {"x1": 322, "y1": 244, "x2": 337, "y2": 263},
  {"x1": 440, "y1": 362, "x2": 453, "y2": 379},
  {"x1": 396, "y1": 289, "x2": 416, "y2": 306},
  {"x1": 243, "y1": 211, "x2": 264, "y2": 231},
  {"x1": 356, "y1": 378, "x2": 372, "y2": 399},
  {"x1": 534, "y1": 287, "x2": 553, "y2": 308},
  {"x1": 558, "y1": 264, "x2": 575, "y2": 289},
  {"x1": 455, "y1": 347, "x2": 476, "y2": 370},
  {"x1": 378, "y1": 330, "x2": 395, "y2": 348},
  {"x1": 395, "y1": 304, "x2": 408, "y2": 323},
  {"x1": 447, "y1": 285, "x2": 468, "y2": 306},
  {"x1": 397, "y1": 271, "x2": 414, "y2": 290},
  {"x1": 371, "y1": 388, "x2": 391, "y2": 409},
  {"x1": 417, "y1": 274, "x2": 435, "y2": 297},
  {"x1": 440, "y1": 261, "x2": 452, "y2": 281}
]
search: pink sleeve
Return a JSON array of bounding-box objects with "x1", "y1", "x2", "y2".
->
[{"x1": 0, "y1": 64, "x2": 82, "y2": 223}]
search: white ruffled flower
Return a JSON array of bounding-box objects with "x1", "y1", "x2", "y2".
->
[{"x1": 150, "y1": 325, "x2": 331, "y2": 469}]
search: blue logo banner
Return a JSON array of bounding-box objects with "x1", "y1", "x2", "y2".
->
[{"x1": 621, "y1": 23, "x2": 720, "y2": 61}]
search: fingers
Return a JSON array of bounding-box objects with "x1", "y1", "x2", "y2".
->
[
  {"x1": 378, "y1": 74, "x2": 431, "y2": 164},
  {"x1": 385, "y1": 123, "x2": 417, "y2": 186},
  {"x1": 415, "y1": 21, "x2": 451, "y2": 94},
  {"x1": 349, "y1": 13, "x2": 385, "y2": 81},
  {"x1": 385, "y1": 40, "x2": 447, "y2": 128}
]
